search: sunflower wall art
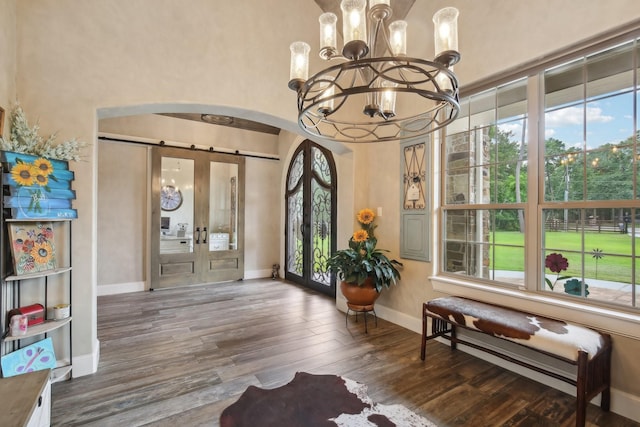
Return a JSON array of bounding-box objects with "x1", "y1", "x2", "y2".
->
[
  {"x1": 1, "y1": 151, "x2": 77, "y2": 219},
  {"x1": 8, "y1": 222, "x2": 58, "y2": 275}
]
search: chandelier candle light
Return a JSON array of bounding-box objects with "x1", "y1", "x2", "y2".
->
[{"x1": 288, "y1": 0, "x2": 460, "y2": 143}]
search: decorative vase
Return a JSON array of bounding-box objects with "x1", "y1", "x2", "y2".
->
[{"x1": 340, "y1": 276, "x2": 379, "y2": 311}]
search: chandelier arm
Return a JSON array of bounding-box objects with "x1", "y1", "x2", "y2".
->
[
  {"x1": 355, "y1": 63, "x2": 382, "y2": 117},
  {"x1": 368, "y1": 14, "x2": 388, "y2": 58},
  {"x1": 378, "y1": 19, "x2": 396, "y2": 59}
]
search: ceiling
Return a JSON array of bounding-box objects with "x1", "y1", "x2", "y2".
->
[
  {"x1": 160, "y1": 0, "x2": 416, "y2": 135},
  {"x1": 314, "y1": 0, "x2": 415, "y2": 23},
  {"x1": 159, "y1": 113, "x2": 280, "y2": 135}
]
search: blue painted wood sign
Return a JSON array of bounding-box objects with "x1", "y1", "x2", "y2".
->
[{"x1": 1, "y1": 151, "x2": 78, "y2": 219}]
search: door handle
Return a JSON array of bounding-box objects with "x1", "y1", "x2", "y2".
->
[
  {"x1": 203, "y1": 227, "x2": 208, "y2": 244},
  {"x1": 195, "y1": 226, "x2": 201, "y2": 244}
]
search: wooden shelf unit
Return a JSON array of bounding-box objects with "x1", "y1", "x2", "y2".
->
[{"x1": 0, "y1": 159, "x2": 75, "y2": 383}]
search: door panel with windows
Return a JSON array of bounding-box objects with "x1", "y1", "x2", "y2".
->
[{"x1": 151, "y1": 147, "x2": 244, "y2": 289}]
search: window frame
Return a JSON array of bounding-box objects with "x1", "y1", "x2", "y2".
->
[{"x1": 432, "y1": 24, "x2": 640, "y2": 340}]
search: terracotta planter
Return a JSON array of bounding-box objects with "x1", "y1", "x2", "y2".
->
[{"x1": 340, "y1": 276, "x2": 380, "y2": 310}]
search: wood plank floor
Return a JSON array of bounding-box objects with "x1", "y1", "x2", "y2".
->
[{"x1": 51, "y1": 279, "x2": 638, "y2": 426}]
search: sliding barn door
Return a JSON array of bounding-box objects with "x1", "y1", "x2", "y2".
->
[{"x1": 150, "y1": 146, "x2": 245, "y2": 289}]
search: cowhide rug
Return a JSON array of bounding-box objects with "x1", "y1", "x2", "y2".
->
[{"x1": 219, "y1": 372, "x2": 437, "y2": 427}]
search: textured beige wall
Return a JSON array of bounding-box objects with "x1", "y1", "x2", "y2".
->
[
  {"x1": 97, "y1": 141, "x2": 147, "y2": 287},
  {"x1": 0, "y1": 0, "x2": 16, "y2": 135},
  {"x1": 413, "y1": 0, "x2": 640, "y2": 86}
]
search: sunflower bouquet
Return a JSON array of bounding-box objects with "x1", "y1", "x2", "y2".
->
[{"x1": 326, "y1": 208, "x2": 402, "y2": 292}]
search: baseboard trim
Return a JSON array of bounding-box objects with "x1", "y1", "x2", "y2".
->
[
  {"x1": 244, "y1": 269, "x2": 271, "y2": 280},
  {"x1": 72, "y1": 338, "x2": 100, "y2": 378},
  {"x1": 340, "y1": 300, "x2": 640, "y2": 423},
  {"x1": 97, "y1": 273, "x2": 274, "y2": 296},
  {"x1": 98, "y1": 281, "x2": 145, "y2": 296}
]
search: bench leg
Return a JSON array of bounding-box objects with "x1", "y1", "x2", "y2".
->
[
  {"x1": 422, "y1": 312, "x2": 457, "y2": 360},
  {"x1": 451, "y1": 324, "x2": 457, "y2": 351},
  {"x1": 575, "y1": 351, "x2": 588, "y2": 427},
  {"x1": 601, "y1": 344, "x2": 612, "y2": 412},
  {"x1": 601, "y1": 387, "x2": 611, "y2": 412}
]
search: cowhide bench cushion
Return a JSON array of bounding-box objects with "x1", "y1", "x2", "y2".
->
[
  {"x1": 424, "y1": 296, "x2": 606, "y2": 361},
  {"x1": 420, "y1": 296, "x2": 612, "y2": 427}
]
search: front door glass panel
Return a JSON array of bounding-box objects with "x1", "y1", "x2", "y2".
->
[
  {"x1": 310, "y1": 147, "x2": 332, "y2": 286},
  {"x1": 287, "y1": 151, "x2": 304, "y2": 277}
]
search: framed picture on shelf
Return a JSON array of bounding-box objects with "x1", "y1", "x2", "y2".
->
[{"x1": 8, "y1": 221, "x2": 58, "y2": 275}]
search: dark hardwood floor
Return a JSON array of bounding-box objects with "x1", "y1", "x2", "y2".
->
[{"x1": 51, "y1": 279, "x2": 638, "y2": 426}]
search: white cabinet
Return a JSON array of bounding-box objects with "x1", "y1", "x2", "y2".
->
[
  {"x1": 160, "y1": 236, "x2": 192, "y2": 253},
  {"x1": 0, "y1": 369, "x2": 51, "y2": 427},
  {"x1": 26, "y1": 378, "x2": 51, "y2": 427},
  {"x1": 209, "y1": 233, "x2": 229, "y2": 251}
]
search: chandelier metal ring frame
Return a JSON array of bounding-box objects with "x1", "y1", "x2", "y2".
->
[
  {"x1": 288, "y1": 2, "x2": 462, "y2": 144},
  {"x1": 296, "y1": 56, "x2": 460, "y2": 143}
]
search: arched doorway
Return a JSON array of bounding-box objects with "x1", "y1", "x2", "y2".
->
[{"x1": 285, "y1": 140, "x2": 337, "y2": 296}]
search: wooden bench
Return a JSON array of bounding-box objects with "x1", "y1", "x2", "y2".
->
[{"x1": 420, "y1": 296, "x2": 612, "y2": 427}]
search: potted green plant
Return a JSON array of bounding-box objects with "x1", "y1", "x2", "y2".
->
[{"x1": 327, "y1": 208, "x2": 402, "y2": 306}]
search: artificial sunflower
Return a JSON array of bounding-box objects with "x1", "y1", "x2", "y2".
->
[
  {"x1": 34, "y1": 158, "x2": 54, "y2": 176},
  {"x1": 10, "y1": 163, "x2": 36, "y2": 186},
  {"x1": 31, "y1": 241, "x2": 53, "y2": 264},
  {"x1": 357, "y1": 208, "x2": 375, "y2": 225},
  {"x1": 352, "y1": 229, "x2": 369, "y2": 242}
]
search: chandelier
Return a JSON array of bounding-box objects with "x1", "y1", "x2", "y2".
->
[{"x1": 288, "y1": 0, "x2": 460, "y2": 143}]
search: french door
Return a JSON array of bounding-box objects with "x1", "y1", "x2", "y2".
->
[
  {"x1": 285, "y1": 141, "x2": 336, "y2": 296},
  {"x1": 150, "y1": 146, "x2": 244, "y2": 289}
]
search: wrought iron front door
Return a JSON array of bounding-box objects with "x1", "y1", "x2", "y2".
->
[{"x1": 285, "y1": 141, "x2": 336, "y2": 296}]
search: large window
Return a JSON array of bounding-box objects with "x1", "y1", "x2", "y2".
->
[{"x1": 441, "y1": 36, "x2": 640, "y2": 311}]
